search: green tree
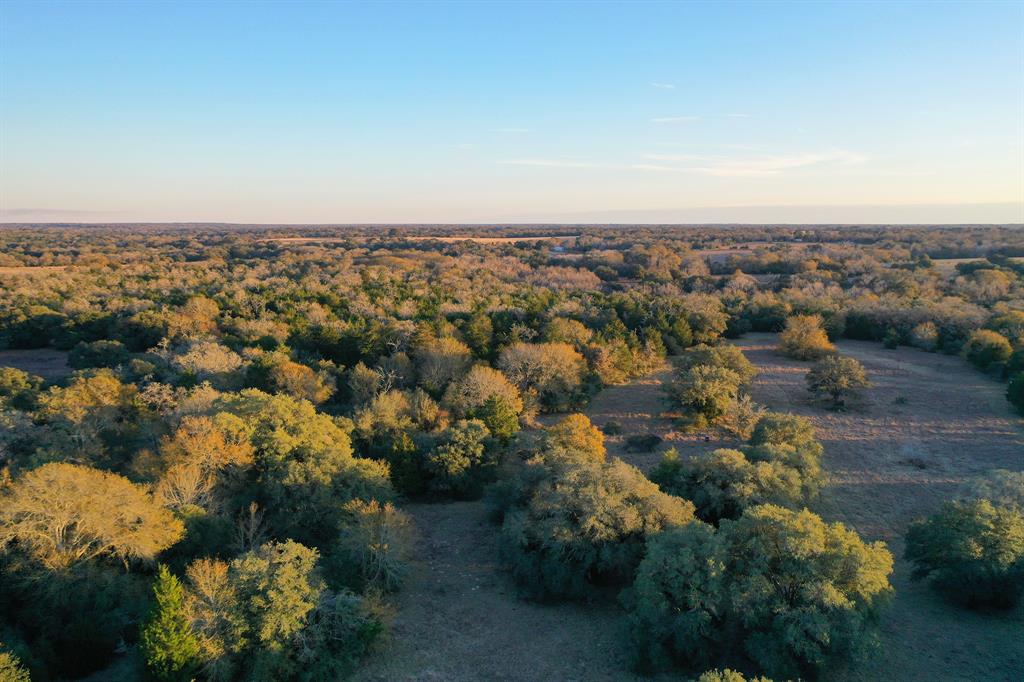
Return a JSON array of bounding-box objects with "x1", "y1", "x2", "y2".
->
[
  {"x1": 215, "y1": 390, "x2": 392, "y2": 544},
  {"x1": 141, "y1": 565, "x2": 201, "y2": 681},
  {"x1": 426, "y1": 419, "x2": 493, "y2": 497},
  {"x1": 499, "y1": 455, "x2": 694, "y2": 600},
  {"x1": 667, "y1": 365, "x2": 742, "y2": 422},
  {"x1": 805, "y1": 354, "x2": 870, "y2": 409},
  {"x1": 905, "y1": 499, "x2": 1024, "y2": 608},
  {"x1": 677, "y1": 343, "x2": 758, "y2": 385},
  {"x1": 627, "y1": 505, "x2": 893, "y2": 679},
  {"x1": 472, "y1": 394, "x2": 520, "y2": 441},
  {"x1": 650, "y1": 448, "x2": 803, "y2": 524}
]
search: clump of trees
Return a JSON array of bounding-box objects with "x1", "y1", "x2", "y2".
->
[
  {"x1": 494, "y1": 415, "x2": 695, "y2": 599},
  {"x1": 650, "y1": 412, "x2": 824, "y2": 524},
  {"x1": 625, "y1": 506, "x2": 893, "y2": 679},
  {"x1": 665, "y1": 344, "x2": 758, "y2": 431},
  {"x1": 143, "y1": 541, "x2": 384, "y2": 680},
  {"x1": 905, "y1": 498, "x2": 1024, "y2": 609}
]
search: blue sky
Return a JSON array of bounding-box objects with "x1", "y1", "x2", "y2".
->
[{"x1": 1, "y1": 0, "x2": 1021, "y2": 223}]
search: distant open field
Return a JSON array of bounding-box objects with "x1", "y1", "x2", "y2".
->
[
  {"x1": 359, "y1": 335, "x2": 1023, "y2": 681},
  {"x1": 0, "y1": 265, "x2": 69, "y2": 275},
  {"x1": 262, "y1": 235, "x2": 578, "y2": 245},
  {"x1": 0, "y1": 348, "x2": 71, "y2": 380}
]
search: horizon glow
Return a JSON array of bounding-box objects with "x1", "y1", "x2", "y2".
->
[{"x1": 1, "y1": 1, "x2": 1022, "y2": 224}]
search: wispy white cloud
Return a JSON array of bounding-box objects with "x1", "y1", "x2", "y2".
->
[
  {"x1": 495, "y1": 149, "x2": 866, "y2": 176},
  {"x1": 650, "y1": 82, "x2": 675, "y2": 90},
  {"x1": 497, "y1": 158, "x2": 596, "y2": 168},
  {"x1": 651, "y1": 116, "x2": 699, "y2": 124},
  {"x1": 688, "y1": 149, "x2": 867, "y2": 176},
  {"x1": 642, "y1": 153, "x2": 704, "y2": 162},
  {"x1": 492, "y1": 127, "x2": 532, "y2": 133},
  {"x1": 627, "y1": 163, "x2": 686, "y2": 172}
]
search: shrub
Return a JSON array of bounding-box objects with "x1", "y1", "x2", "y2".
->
[
  {"x1": 909, "y1": 321, "x2": 939, "y2": 351},
  {"x1": 0, "y1": 645, "x2": 30, "y2": 682},
  {"x1": 499, "y1": 456, "x2": 695, "y2": 600},
  {"x1": 746, "y1": 413, "x2": 824, "y2": 498},
  {"x1": 602, "y1": 420, "x2": 623, "y2": 435},
  {"x1": 625, "y1": 521, "x2": 724, "y2": 672},
  {"x1": 650, "y1": 449, "x2": 803, "y2": 524},
  {"x1": 778, "y1": 314, "x2": 834, "y2": 360},
  {"x1": 625, "y1": 433, "x2": 662, "y2": 452},
  {"x1": 805, "y1": 354, "x2": 870, "y2": 409},
  {"x1": 962, "y1": 329, "x2": 1013, "y2": 371},
  {"x1": 68, "y1": 339, "x2": 130, "y2": 369},
  {"x1": 0, "y1": 366, "x2": 42, "y2": 410},
  {"x1": 904, "y1": 499, "x2": 1024, "y2": 609},
  {"x1": 717, "y1": 393, "x2": 766, "y2": 439},
  {"x1": 960, "y1": 469, "x2": 1024, "y2": 510},
  {"x1": 331, "y1": 499, "x2": 415, "y2": 593},
  {"x1": 1008, "y1": 373, "x2": 1024, "y2": 415},
  {"x1": 696, "y1": 671, "x2": 772, "y2": 682},
  {"x1": 628, "y1": 506, "x2": 893, "y2": 679}
]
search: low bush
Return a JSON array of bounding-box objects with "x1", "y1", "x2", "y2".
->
[
  {"x1": 962, "y1": 329, "x2": 1013, "y2": 371},
  {"x1": 905, "y1": 499, "x2": 1024, "y2": 609},
  {"x1": 330, "y1": 499, "x2": 415, "y2": 593},
  {"x1": 625, "y1": 433, "x2": 662, "y2": 452}
]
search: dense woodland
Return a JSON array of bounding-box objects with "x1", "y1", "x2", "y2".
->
[{"x1": 0, "y1": 224, "x2": 1022, "y2": 681}]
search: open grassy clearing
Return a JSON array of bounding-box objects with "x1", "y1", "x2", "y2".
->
[
  {"x1": 351, "y1": 499, "x2": 666, "y2": 682},
  {"x1": 730, "y1": 333, "x2": 1024, "y2": 682},
  {"x1": 0, "y1": 348, "x2": 71, "y2": 380},
  {"x1": 359, "y1": 336, "x2": 1023, "y2": 681},
  {"x1": 0, "y1": 265, "x2": 69, "y2": 275}
]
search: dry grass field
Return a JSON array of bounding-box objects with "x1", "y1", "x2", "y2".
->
[
  {"x1": 732, "y1": 333, "x2": 1024, "y2": 682},
  {"x1": 0, "y1": 348, "x2": 71, "y2": 380},
  {"x1": 358, "y1": 335, "x2": 1023, "y2": 681},
  {"x1": 263, "y1": 235, "x2": 578, "y2": 245},
  {"x1": 0, "y1": 265, "x2": 69, "y2": 275}
]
